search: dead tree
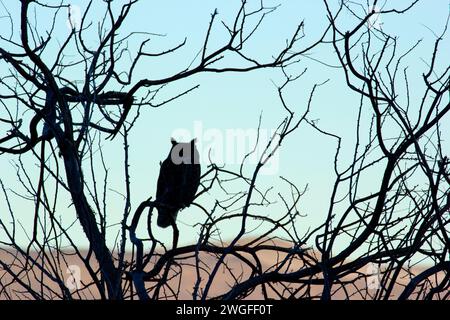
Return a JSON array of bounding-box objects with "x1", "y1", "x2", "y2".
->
[{"x1": 0, "y1": 0, "x2": 448, "y2": 300}]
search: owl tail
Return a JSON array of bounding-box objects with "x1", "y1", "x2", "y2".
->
[{"x1": 157, "y1": 208, "x2": 178, "y2": 228}]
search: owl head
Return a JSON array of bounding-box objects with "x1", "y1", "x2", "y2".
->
[{"x1": 169, "y1": 138, "x2": 199, "y2": 165}]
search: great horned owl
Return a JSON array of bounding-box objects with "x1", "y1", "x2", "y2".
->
[{"x1": 155, "y1": 138, "x2": 201, "y2": 228}]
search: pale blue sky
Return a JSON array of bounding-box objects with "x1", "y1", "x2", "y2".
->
[{"x1": 0, "y1": 0, "x2": 449, "y2": 250}]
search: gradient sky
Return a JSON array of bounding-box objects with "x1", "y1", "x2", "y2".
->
[{"x1": 0, "y1": 0, "x2": 449, "y2": 251}]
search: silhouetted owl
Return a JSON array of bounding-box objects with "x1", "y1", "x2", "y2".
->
[{"x1": 156, "y1": 138, "x2": 201, "y2": 228}]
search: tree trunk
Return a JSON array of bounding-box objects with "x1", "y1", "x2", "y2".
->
[{"x1": 61, "y1": 143, "x2": 122, "y2": 299}]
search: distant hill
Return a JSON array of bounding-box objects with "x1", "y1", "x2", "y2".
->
[{"x1": 0, "y1": 239, "x2": 445, "y2": 300}]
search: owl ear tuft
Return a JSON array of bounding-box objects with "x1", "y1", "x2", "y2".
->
[{"x1": 171, "y1": 138, "x2": 178, "y2": 145}]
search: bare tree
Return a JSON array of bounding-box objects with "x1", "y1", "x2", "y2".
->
[{"x1": 0, "y1": 0, "x2": 448, "y2": 300}]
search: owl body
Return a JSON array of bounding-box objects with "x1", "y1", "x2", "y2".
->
[{"x1": 156, "y1": 138, "x2": 201, "y2": 228}]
